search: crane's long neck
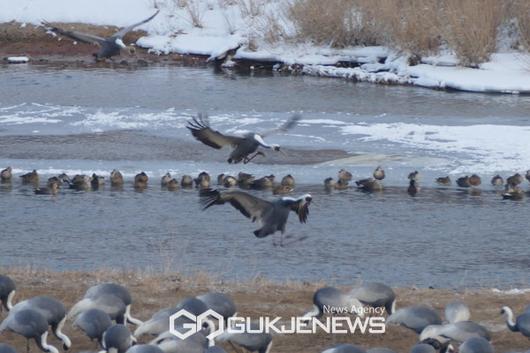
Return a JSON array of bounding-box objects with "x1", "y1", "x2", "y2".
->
[
  {"x1": 6, "y1": 290, "x2": 15, "y2": 310},
  {"x1": 503, "y1": 307, "x2": 519, "y2": 332},
  {"x1": 303, "y1": 305, "x2": 321, "y2": 318},
  {"x1": 253, "y1": 134, "x2": 272, "y2": 149},
  {"x1": 37, "y1": 332, "x2": 59, "y2": 353},
  {"x1": 55, "y1": 316, "x2": 72, "y2": 349}
]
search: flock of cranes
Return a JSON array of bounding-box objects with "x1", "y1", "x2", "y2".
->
[{"x1": 1, "y1": 274, "x2": 530, "y2": 353}]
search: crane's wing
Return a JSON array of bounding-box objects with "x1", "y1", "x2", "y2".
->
[
  {"x1": 187, "y1": 113, "x2": 244, "y2": 149},
  {"x1": 261, "y1": 114, "x2": 301, "y2": 137},
  {"x1": 200, "y1": 189, "x2": 273, "y2": 223},
  {"x1": 112, "y1": 10, "x2": 160, "y2": 39},
  {"x1": 289, "y1": 196, "x2": 311, "y2": 223},
  {"x1": 42, "y1": 22, "x2": 106, "y2": 45}
]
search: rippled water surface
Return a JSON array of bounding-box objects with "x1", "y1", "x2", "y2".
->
[{"x1": 1, "y1": 64, "x2": 530, "y2": 288}]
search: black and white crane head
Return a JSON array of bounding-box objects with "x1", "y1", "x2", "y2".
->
[
  {"x1": 0, "y1": 275, "x2": 16, "y2": 312},
  {"x1": 500, "y1": 305, "x2": 530, "y2": 338},
  {"x1": 187, "y1": 113, "x2": 301, "y2": 164},
  {"x1": 43, "y1": 10, "x2": 160, "y2": 61},
  {"x1": 200, "y1": 189, "x2": 311, "y2": 246}
]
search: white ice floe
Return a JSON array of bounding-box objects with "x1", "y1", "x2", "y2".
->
[
  {"x1": 492, "y1": 288, "x2": 530, "y2": 295},
  {"x1": 7, "y1": 56, "x2": 29, "y2": 63},
  {"x1": 2, "y1": 0, "x2": 530, "y2": 93}
]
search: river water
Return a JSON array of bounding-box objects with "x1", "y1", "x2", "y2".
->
[{"x1": 1, "y1": 63, "x2": 529, "y2": 288}]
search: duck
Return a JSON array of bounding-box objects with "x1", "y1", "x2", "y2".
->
[
  {"x1": 490, "y1": 174, "x2": 504, "y2": 187},
  {"x1": 110, "y1": 169, "x2": 124, "y2": 187},
  {"x1": 20, "y1": 170, "x2": 39, "y2": 185},
  {"x1": 338, "y1": 169, "x2": 353, "y2": 182},
  {"x1": 33, "y1": 183, "x2": 59, "y2": 195},
  {"x1": 435, "y1": 176, "x2": 451, "y2": 186},
  {"x1": 468, "y1": 174, "x2": 481, "y2": 187},
  {"x1": 324, "y1": 177, "x2": 336, "y2": 190},
  {"x1": 47, "y1": 176, "x2": 62, "y2": 189},
  {"x1": 281, "y1": 174, "x2": 296, "y2": 187},
  {"x1": 335, "y1": 179, "x2": 350, "y2": 190},
  {"x1": 408, "y1": 170, "x2": 419, "y2": 181},
  {"x1": 456, "y1": 176, "x2": 471, "y2": 188},
  {"x1": 251, "y1": 175, "x2": 275, "y2": 190},
  {"x1": 237, "y1": 172, "x2": 255, "y2": 189},
  {"x1": 194, "y1": 172, "x2": 211, "y2": 189},
  {"x1": 502, "y1": 185, "x2": 524, "y2": 200},
  {"x1": 273, "y1": 184, "x2": 293, "y2": 195},
  {"x1": 161, "y1": 173, "x2": 172, "y2": 187},
  {"x1": 180, "y1": 175, "x2": 194, "y2": 188},
  {"x1": 134, "y1": 172, "x2": 149, "y2": 189},
  {"x1": 223, "y1": 175, "x2": 237, "y2": 188},
  {"x1": 373, "y1": 166, "x2": 385, "y2": 180},
  {"x1": 356, "y1": 178, "x2": 382, "y2": 192},
  {"x1": 69, "y1": 174, "x2": 91, "y2": 191},
  {"x1": 91, "y1": 173, "x2": 105, "y2": 190},
  {"x1": 506, "y1": 173, "x2": 524, "y2": 187},
  {"x1": 166, "y1": 178, "x2": 180, "y2": 191},
  {"x1": 0, "y1": 167, "x2": 12, "y2": 182},
  {"x1": 408, "y1": 179, "x2": 420, "y2": 196}
]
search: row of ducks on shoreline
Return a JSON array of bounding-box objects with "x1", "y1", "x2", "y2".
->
[
  {"x1": 1, "y1": 274, "x2": 529, "y2": 353},
  {"x1": 0, "y1": 167, "x2": 296, "y2": 196},
  {"x1": 324, "y1": 167, "x2": 530, "y2": 200},
  {"x1": 2, "y1": 166, "x2": 530, "y2": 200}
]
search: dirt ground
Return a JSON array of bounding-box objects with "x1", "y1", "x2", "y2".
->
[
  {"x1": 0, "y1": 22, "x2": 206, "y2": 67},
  {"x1": 0, "y1": 269, "x2": 529, "y2": 353}
]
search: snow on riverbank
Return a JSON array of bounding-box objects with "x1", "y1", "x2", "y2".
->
[{"x1": 1, "y1": 0, "x2": 530, "y2": 93}]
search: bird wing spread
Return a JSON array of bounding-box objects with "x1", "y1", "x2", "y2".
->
[
  {"x1": 261, "y1": 113, "x2": 301, "y2": 137},
  {"x1": 201, "y1": 189, "x2": 272, "y2": 222},
  {"x1": 290, "y1": 199, "x2": 310, "y2": 223},
  {"x1": 187, "y1": 114, "x2": 244, "y2": 149},
  {"x1": 112, "y1": 10, "x2": 160, "y2": 39},
  {"x1": 43, "y1": 22, "x2": 106, "y2": 45}
]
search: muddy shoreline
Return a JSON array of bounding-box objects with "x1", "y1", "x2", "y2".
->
[
  {"x1": 0, "y1": 269, "x2": 529, "y2": 352},
  {"x1": 0, "y1": 22, "x2": 279, "y2": 71}
]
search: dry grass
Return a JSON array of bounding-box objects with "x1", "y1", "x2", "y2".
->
[
  {"x1": 187, "y1": 0, "x2": 205, "y2": 28},
  {"x1": 237, "y1": 0, "x2": 264, "y2": 18},
  {"x1": 512, "y1": 0, "x2": 530, "y2": 50},
  {"x1": 287, "y1": 0, "x2": 528, "y2": 66},
  {"x1": 370, "y1": 0, "x2": 443, "y2": 56},
  {"x1": 444, "y1": 0, "x2": 503, "y2": 67},
  {"x1": 288, "y1": 0, "x2": 373, "y2": 47}
]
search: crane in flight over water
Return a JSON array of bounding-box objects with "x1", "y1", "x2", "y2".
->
[
  {"x1": 187, "y1": 113, "x2": 301, "y2": 164},
  {"x1": 43, "y1": 10, "x2": 159, "y2": 61},
  {"x1": 200, "y1": 188, "x2": 312, "y2": 246}
]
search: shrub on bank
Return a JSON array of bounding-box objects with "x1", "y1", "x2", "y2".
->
[{"x1": 287, "y1": 0, "x2": 528, "y2": 67}]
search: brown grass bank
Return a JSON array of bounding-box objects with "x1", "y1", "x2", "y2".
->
[{"x1": 0, "y1": 268, "x2": 530, "y2": 352}]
